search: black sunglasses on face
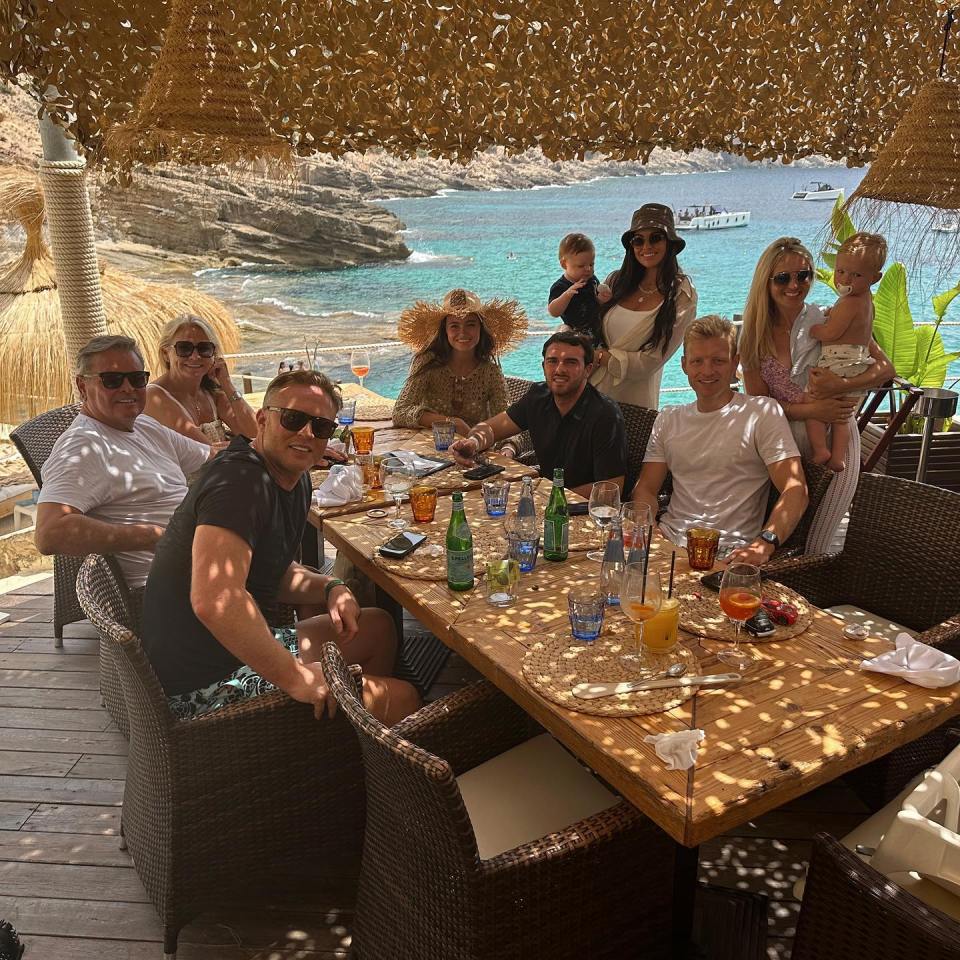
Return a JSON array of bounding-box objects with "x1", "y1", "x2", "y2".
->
[
  {"x1": 630, "y1": 232, "x2": 666, "y2": 248},
  {"x1": 770, "y1": 270, "x2": 814, "y2": 285},
  {"x1": 82, "y1": 371, "x2": 150, "y2": 390},
  {"x1": 173, "y1": 340, "x2": 216, "y2": 358},
  {"x1": 264, "y1": 405, "x2": 337, "y2": 439}
]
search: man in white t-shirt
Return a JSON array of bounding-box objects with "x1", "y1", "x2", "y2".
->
[
  {"x1": 35, "y1": 335, "x2": 211, "y2": 588},
  {"x1": 632, "y1": 315, "x2": 808, "y2": 566}
]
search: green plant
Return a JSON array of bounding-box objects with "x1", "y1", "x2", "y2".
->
[{"x1": 818, "y1": 196, "x2": 960, "y2": 390}]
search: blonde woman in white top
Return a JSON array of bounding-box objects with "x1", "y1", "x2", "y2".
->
[{"x1": 591, "y1": 203, "x2": 697, "y2": 409}]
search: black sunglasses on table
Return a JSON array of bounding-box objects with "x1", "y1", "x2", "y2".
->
[
  {"x1": 630, "y1": 232, "x2": 666, "y2": 248},
  {"x1": 173, "y1": 340, "x2": 216, "y2": 358},
  {"x1": 82, "y1": 371, "x2": 151, "y2": 389},
  {"x1": 770, "y1": 270, "x2": 814, "y2": 285},
  {"x1": 264, "y1": 405, "x2": 338, "y2": 439}
]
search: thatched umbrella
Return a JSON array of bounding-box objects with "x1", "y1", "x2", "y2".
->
[{"x1": 0, "y1": 167, "x2": 240, "y2": 424}]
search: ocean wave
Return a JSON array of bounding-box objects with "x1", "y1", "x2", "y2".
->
[
  {"x1": 529, "y1": 183, "x2": 572, "y2": 191},
  {"x1": 405, "y1": 250, "x2": 465, "y2": 264},
  {"x1": 317, "y1": 309, "x2": 382, "y2": 319},
  {"x1": 261, "y1": 297, "x2": 312, "y2": 317}
]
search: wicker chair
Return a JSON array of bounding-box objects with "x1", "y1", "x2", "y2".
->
[
  {"x1": 617, "y1": 401, "x2": 658, "y2": 494},
  {"x1": 76, "y1": 556, "x2": 366, "y2": 960},
  {"x1": 320, "y1": 641, "x2": 675, "y2": 960},
  {"x1": 503, "y1": 375, "x2": 537, "y2": 464},
  {"x1": 769, "y1": 472, "x2": 960, "y2": 806},
  {"x1": 792, "y1": 833, "x2": 960, "y2": 959},
  {"x1": 768, "y1": 458, "x2": 834, "y2": 558},
  {"x1": 10, "y1": 402, "x2": 83, "y2": 646}
]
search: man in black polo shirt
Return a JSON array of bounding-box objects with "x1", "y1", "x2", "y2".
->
[
  {"x1": 141, "y1": 369, "x2": 420, "y2": 724},
  {"x1": 450, "y1": 331, "x2": 627, "y2": 496}
]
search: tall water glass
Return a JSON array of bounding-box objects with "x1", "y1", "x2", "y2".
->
[
  {"x1": 621, "y1": 502, "x2": 652, "y2": 564},
  {"x1": 587, "y1": 481, "x2": 621, "y2": 561},
  {"x1": 381, "y1": 460, "x2": 415, "y2": 530},
  {"x1": 619, "y1": 563, "x2": 662, "y2": 674}
]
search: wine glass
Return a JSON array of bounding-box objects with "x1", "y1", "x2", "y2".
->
[
  {"x1": 381, "y1": 460, "x2": 415, "y2": 530},
  {"x1": 716, "y1": 562, "x2": 763, "y2": 671},
  {"x1": 620, "y1": 502, "x2": 652, "y2": 563},
  {"x1": 619, "y1": 563, "x2": 662, "y2": 674},
  {"x1": 350, "y1": 348, "x2": 371, "y2": 389},
  {"x1": 587, "y1": 481, "x2": 621, "y2": 561}
]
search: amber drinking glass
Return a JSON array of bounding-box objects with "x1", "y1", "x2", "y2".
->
[{"x1": 686, "y1": 527, "x2": 720, "y2": 571}]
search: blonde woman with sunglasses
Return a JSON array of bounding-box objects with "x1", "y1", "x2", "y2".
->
[
  {"x1": 740, "y1": 237, "x2": 893, "y2": 553},
  {"x1": 145, "y1": 314, "x2": 257, "y2": 445}
]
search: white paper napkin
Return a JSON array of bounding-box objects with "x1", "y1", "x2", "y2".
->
[
  {"x1": 861, "y1": 633, "x2": 960, "y2": 688},
  {"x1": 313, "y1": 465, "x2": 364, "y2": 506},
  {"x1": 643, "y1": 729, "x2": 705, "y2": 770}
]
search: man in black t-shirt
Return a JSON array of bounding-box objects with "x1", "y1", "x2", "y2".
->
[
  {"x1": 141, "y1": 369, "x2": 420, "y2": 724},
  {"x1": 449, "y1": 331, "x2": 627, "y2": 496}
]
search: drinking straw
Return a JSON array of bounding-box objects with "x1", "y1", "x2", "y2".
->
[
  {"x1": 640, "y1": 524, "x2": 653, "y2": 602},
  {"x1": 668, "y1": 550, "x2": 677, "y2": 599}
]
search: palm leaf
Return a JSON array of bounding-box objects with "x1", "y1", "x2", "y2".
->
[
  {"x1": 871, "y1": 262, "x2": 917, "y2": 380},
  {"x1": 931, "y1": 282, "x2": 960, "y2": 321},
  {"x1": 829, "y1": 194, "x2": 855, "y2": 243}
]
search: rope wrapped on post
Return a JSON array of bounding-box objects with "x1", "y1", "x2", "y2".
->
[{"x1": 38, "y1": 157, "x2": 106, "y2": 370}]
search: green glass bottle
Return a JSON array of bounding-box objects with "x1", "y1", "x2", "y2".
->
[
  {"x1": 446, "y1": 491, "x2": 474, "y2": 591},
  {"x1": 543, "y1": 467, "x2": 569, "y2": 561}
]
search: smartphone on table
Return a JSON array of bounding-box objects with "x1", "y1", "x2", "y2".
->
[
  {"x1": 378, "y1": 531, "x2": 427, "y2": 559},
  {"x1": 462, "y1": 463, "x2": 506, "y2": 481}
]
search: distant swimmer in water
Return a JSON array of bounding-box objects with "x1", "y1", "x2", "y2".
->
[{"x1": 506, "y1": 251, "x2": 518, "y2": 260}]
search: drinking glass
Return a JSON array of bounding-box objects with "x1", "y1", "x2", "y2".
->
[
  {"x1": 410, "y1": 484, "x2": 438, "y2": 523},
  {"x1": 432, "y1": 419, "x2": 456, "y2": 451},
  {"x1": 568, "y1": 588, "x2": 605, "y2": 643},
  {"x1": 337, "y1": 399, "x2": 356, "y2": 425},
  {"x1": 587, "y1": 480, "x2": 621, "y2": 561},
  {"x1": 504, "y1": 513, "x2": 540, "y2": 573},
  {"x1": 620, "y1": 502, "x2": 652, "y2": 562},
  {"x1": 351, "y1": 348, "x2": 371, "y2": 388},
  {"x1": 482, "y1": 479, "x2": 509, "y2": 517},
  {"x1": 485, "y1": 559, "x2": 521, "y2": 607},
  {"x1": 686, "y1": 527, "x2": 720, "y2": 571},
  {"x1": 352, "y1": 426, "x2": 375, "y2": 455},
  {"x1": 619, "y1": 563, "x2": 663, "y2": 672},
  {"x1": 717, "y1": 562, "x2": 763, "y2": 672},
  {"x1": 381, "y1": 460, "x2": 415, "y2": 530}
]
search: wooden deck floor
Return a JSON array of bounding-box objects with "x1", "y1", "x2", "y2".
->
[{"x1": 0, "y1": 574, "x2": 870, "y2": 959}]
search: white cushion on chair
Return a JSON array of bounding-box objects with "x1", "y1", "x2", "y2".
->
[
  {"x1": 456, "y1": 733, "x2": 618, "y2": 860},
  {"x1": 825, "y1": 604, "x2": 918, "y2": 642}
]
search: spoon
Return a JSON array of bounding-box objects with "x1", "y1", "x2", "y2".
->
[
  {"x1": 649, "y1": 662, "x2": 688, "y2": 683},
  {"x1": 571, "y1": 662, "x2": 687, "y2": 701}
]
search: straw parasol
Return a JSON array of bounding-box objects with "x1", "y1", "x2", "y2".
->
[{"x1": 0, "y1": 167, "x2": 240, "y2": 425}]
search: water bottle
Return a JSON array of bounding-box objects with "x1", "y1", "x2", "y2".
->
[
  {"x1": 543, "y1": 468, "x2": 569, "y2": 562},
  {"x1": 600, "y1": 517, "x2": 625, "y2": 605},
  {"x1": 517, "y1": 476, "x2": 536, "y2": 520},
  {"x1": 446, "y1": 492, "x2": 474, "y2": 591}
]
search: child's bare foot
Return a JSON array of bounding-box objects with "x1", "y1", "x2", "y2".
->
[
  {"x1": 827, "y1": 455, "x2": 846, "y2": 472},
  {"x1": 812, "y1": 447, "x2": 832, "y2": 466}
]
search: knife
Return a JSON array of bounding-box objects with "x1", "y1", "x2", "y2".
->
[{"x1": 571, "y1": 672, "x2": 742, "y2": 700}]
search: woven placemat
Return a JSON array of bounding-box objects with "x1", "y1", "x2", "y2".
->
[
  {"x1": 672, "y1": 573, "x2": 813, "y2": 643},
  {"x1": 522, "y1": 619, "x2": 701, "y2": 717},
  {"x1": 372, "y1": 528, "x2": 506, "y2": 581},
  {"x1": 354, "y1": 401, "x2": 395, "y2": 422}
]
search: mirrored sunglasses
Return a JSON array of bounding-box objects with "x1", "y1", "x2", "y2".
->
[
  {"x1": 174, "y1": 340, "x2": 216, "y2": 358},
  {"x1": 264, "y1": 405, "x2": 337, "y2": 439},
  {"x1": 82, "y1": 371, "x2": 150, "y2": 389},
  {"x1": 770, "y1": 270, "x2": 814, "y2": 285},
  {"x1": 630, "y1": 232, "x2": 666, "y2": 248}
]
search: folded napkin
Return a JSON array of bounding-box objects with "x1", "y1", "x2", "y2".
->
[
  {"x1": 643, "y1": 729, "x2": 705, "y2": 770},
  {"x1": 313, "y1": 465, "x2": 364, "y2": 506},
  {"x1": 326, "y1": 438, "x2": 346, "y2": 454},
  {"x1": 861, "y1": 633, "x2": 960, "y2": 688},
  {"x1": 389, "y1": 449, "x2": 445, "y2": 474}
]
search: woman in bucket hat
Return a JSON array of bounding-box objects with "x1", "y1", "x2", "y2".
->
[
  {"x1": 392, "y1": 288, "x2": 527, "y2": 435},
  {"x1": 592, "y1": 203, "x2": 697, "y2": 409}
]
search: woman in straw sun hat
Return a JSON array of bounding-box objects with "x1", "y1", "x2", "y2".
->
[
  {"x1": 392, "y1": 288, "x2": 527, "y2": 435},
  {"x1": 592, "y1": 203, "x2": 698, "y2": 409}
]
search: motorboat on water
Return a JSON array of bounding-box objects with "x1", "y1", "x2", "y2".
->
[
  {"x1": 932, "y1": 212, "x2": 960, "y2": 233},
  {"x1": 792, "y1": 181, "x2": 842, "y2": 201},
  {"x1": 675, "y1": 205, "x2": 750, "y2": 231}
]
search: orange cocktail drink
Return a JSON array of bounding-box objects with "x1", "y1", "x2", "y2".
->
[
  {"x1": 719, "y1": 589, "x2": 762, "y2": 622},
  {"x1": 642, "y1": 597, "x2": 680, "y2": 652}
]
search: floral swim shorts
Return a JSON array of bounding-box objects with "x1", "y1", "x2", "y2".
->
[{"x1": 167, "y1": 626, "x2": 299, "y2": 721}]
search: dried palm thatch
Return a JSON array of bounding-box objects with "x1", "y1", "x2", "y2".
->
[
  {"x1": 0, "y1": 1, "x2": 953, "y2": 168},
  {"x1": 102, "y1": 0, "x2": 291, "y2": 177},
  {"x1": 0, "y1": 166, "x2": 240, "y2": 424}
]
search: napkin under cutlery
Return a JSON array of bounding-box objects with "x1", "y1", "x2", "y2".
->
[
  {"x1": 313, "y1": 465, "x2": 364, "y2": 506},
  {"x1": 861, "y1": 633, "x2": 960, "y2": 688},
  {"x1": 643, "y1": 730, "x2": 705, "y2": 770}
]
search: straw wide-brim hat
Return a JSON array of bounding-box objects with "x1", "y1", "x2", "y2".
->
[
  {"x1": 398, "y1": 288, "x2": 528, "y2": 354},
  {"x1": 620, "y1": 203, "x2": 685, "y2": 253}
]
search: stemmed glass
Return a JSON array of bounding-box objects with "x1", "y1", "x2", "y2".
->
[
  {"x1": 381, "y1": 460, "x2": 415, "y2": 530},
  {"x1": 587, "y1": 481, "x2": 621, "y2": 561},
  {"x1": 619, "y1": 563, "x2": 662, "y2": 674},
  {"x1": 620, "y1": 502, "x2": 652, "y2": 562},
  {"x1": 351, "y1": 348, "x2": 371, "y2": 389},
  {"x1": 717, "y1": 562, "x2": 763, "y2": 672}
]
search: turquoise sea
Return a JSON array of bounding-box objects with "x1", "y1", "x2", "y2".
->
[{"x1": 195, "y1": 163, "x2": 960, "y2": 403}]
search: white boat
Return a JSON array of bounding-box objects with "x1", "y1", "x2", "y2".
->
[
  {"x1": 791, "y1": 181, "x2": 842, "y2": 201},
  {"x1": 932, "y1": 213, "x2": 960, "y2": 233},
  {"x1": 675, "y1": 205, "x2": 750, "y2": 231}
]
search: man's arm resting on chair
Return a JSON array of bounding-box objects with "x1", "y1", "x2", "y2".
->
[
  {"x1": 34, "y1": 502, "x2": 164, "y2": 556},
  {"x1": 727, "y1": 456, "x2": 808, "y2": 566},
  {"x1": 189, "y1": 524, "x2": 332, "y2": 717}
]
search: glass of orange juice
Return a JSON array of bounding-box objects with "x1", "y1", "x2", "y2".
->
[
  {"x1": 642, "y1": 597, "x2": 680, "y2": 653},
  {"x1": 619, "y1": 563, "x2": 662, "y2": 672}
]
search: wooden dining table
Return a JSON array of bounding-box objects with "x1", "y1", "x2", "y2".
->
[{"x1": 324, "y1": 475, "x2": 960, "y2": 952}]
